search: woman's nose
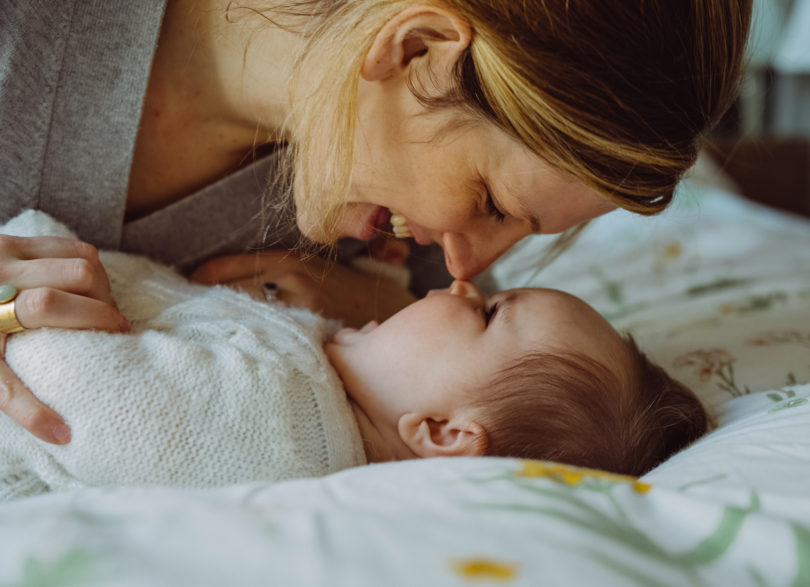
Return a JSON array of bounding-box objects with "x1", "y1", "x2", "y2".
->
[
  {"x1": 447, "y1": 280, "x2": 485, "y2": 304},
  {"x1": 441, "y1": 228, "x2": 528, "y2": 280}
]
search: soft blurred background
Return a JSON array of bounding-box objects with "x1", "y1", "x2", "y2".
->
[{"x1": 708, "y1": 0, "x2": 810, "y2": 217}]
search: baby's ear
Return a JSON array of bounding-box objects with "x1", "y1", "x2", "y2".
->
[{"x1": 398, "y1": 413, "x2": 486, "y2": 458}]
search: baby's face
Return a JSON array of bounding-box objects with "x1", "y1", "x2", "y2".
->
[{"x1": 325, "y1": 281, "x2": 628, "y2": 430}]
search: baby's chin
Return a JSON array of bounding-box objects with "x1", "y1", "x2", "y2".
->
[{"x1": 330, "y1": 320, "x2": 380, "y2": 345}]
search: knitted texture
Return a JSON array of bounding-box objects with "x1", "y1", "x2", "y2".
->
[{"x1": 0, "y1": 211, "x2": 366, "y2": 501}]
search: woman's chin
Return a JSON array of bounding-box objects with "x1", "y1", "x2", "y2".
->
[{"x1": 295, "y1": 213, "x2": 329, "y2": 243}]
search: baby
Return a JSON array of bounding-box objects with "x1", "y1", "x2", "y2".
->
[
  {"x1": 0, "y1": 212, "x2": 706, "y2": 502},
  {"x1": 328, "y1": 280, "x2": 707, "y2": 475}
]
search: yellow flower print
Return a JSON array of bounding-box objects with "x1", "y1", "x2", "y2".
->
[
  {"x1": 660, "y1": 242, "x2": 682, "y2": 261},
  {"x1": 515, "y1": 460, "x2": 651, "y2": 494},
  {"x1": 452, "y1": 558, "x2": 518, "y2": 582},
  {"x1": 633, "y1": 481, "x2": 652, "y2": 494}
]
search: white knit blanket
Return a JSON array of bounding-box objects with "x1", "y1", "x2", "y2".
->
[{"x1": 0, "y1": 211, "x2": 366, "y2": 502}]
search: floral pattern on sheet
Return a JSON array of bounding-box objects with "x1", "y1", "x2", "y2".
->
[
  {"x1": 14, "y1": 550, "x2": 102, "y2": 587},
  {"x1": 673, "y1": 349, "x2": 750, "y2": 397},
  {"x1": 748, "y1": 330, "x2": 810, "y2": 349},
  {"x1": 766, "y1": 388, "x2": 809, "y2": 413},
  {"x1": 513, "y1": 460, "x2": 652, "y2": 493}
]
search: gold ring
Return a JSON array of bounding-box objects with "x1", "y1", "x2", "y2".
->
[{"x1": 0, "y1": 284, "x2": 25, "y2": 334}]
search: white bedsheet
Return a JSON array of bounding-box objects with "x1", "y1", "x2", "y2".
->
[{"x1": 1, "y1": 182, "x2": 809, "y2": 586}]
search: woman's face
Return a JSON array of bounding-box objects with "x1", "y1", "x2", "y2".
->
[{"x1": 302, "y1": 91, "x2": 615, "y2": 280}]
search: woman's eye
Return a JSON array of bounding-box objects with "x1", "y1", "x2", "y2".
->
[
  {"x1": 485, "y1": 187, "x2": 506, "y2": 223},
  {"x1": 483, "y1": 303, "x2": 499, "y2": 325}
]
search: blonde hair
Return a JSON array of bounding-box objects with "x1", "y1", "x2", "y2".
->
[{"x1": 253, "y1": 1, "x2": 752, "y2": 242}]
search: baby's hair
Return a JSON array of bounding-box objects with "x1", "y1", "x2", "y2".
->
[{"x1": 473, "y1": 334, "x2": 707, "y2": 477}]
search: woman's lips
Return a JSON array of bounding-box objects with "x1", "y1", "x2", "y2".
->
[
  {"x1": 404, "y1": 219, "x2": 432, "y2": 246},
  {"x1": 356, "y1": 205, "x2": 433, "y2": 246},
  {"x1": 358, "y1": 206, "x2": 390, "y2": 241}
]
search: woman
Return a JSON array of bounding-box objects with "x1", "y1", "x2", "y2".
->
[{"x1": 0, "y1": 0, "x2": 751, "y2": 444}]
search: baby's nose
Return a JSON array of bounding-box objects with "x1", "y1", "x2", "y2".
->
[{"x1": 448, "y1": 280, "x2": 486, "y2": 303}]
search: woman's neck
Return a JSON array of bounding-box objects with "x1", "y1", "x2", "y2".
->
[
  {"x1": 127, "y1": 0, "x2": 301, "y2": 218},
  {"x1": 158, "y1": 0, "x2": 300, "y2": 139}
]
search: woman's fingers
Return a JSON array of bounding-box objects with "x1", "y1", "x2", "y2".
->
[
  {"x1": 4, "y1": 258, "x2": 116, "y2": 306},
  {"x1": 189, "y1": 254, "x2": 259, "y2": 284},
  {"x1": 190, "y1": 250, "x2": 415, "y2": 327},
  {"x1": 13, "y1": 288, "x2": 130, "y2": 332},
  {"x1": 0, "y1": 335, "x2": 70, "y2": 444},
  {"x1": 216, "y1": 279, "x2": 274, "y2": 302},
  {"x1": 190, "y1": 251, "x2": 307, "y2": 285},
  {"x1": 0, "y1": 234, "x2": 98, "y2": 261},
  {"x1": 0, "y1": 235, "x2": 120, "y2": 445},
  {"x1": 0, "y1": 236, "x2": 116, "y2": 305}
]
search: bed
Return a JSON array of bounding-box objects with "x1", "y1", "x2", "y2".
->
[{"x1": 1, "y1": 172, "x2": 809, "y2": 586}]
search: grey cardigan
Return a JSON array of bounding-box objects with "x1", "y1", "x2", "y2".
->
[{"x1": 0, "y1": 0, "x2": 295, "y2": 271}]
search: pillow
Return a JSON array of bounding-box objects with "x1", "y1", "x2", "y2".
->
[{"x1": 644, "y1": 382, "x2": 810, "y2": 505}]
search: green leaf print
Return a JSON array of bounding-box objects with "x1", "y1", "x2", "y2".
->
[
  {"x1": 675, "y1": 500, "x2": 753, "y2": 566},
  {"x1": 769, "y1": 397, "x2": 809, "y2": 414},
  {"x1": 686, "y1": 277, "x2": 749, "y2": 297},
  {"x1": 589, "y1": 268, "x2": 625, "y2": 305},
  {"x1": 723, "y1": 292, "x2": 788, "y2": 315},
  {"x1": 767, "y1": 389, "x2": 796, "y2": 403},
  {"x1": 464, "y1": 464, "x2": 774, "y2": 585},
  {"x1": 792, "y1": 525, "x2": 810, "y2": 587},
  {"x1": 677, "y1": 473, "x2": 728, "y2": 492},
  {"x1": 588, "y1": 268, "x2": 648, "y2": 322},
  {"x1": 8, "y1": 550, "x2": 102, "y2": 587}
]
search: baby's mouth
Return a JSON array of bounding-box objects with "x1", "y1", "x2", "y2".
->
[{"x1": 389, "y1": 209, "x2": 413, "y2": 239}]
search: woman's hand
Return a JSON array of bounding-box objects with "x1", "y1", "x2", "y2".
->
[
  {"x1": 0, "y1": 235, "x2": 130, "y2": 444},
  {"x1": 190, "y1": 249, "x2": 416, "y2": 328}
]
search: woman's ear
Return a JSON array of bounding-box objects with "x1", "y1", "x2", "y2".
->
[
  {"x1": 361, "y1": 5, "x2": 472, "y2": 84},
  {"x1": 398, "y1": 412, "x2": 487, "y2": 458}
]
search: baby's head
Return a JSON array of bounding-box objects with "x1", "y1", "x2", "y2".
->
[{"x1": 326, "y1": 281, "x2": 706, "y2": 476}]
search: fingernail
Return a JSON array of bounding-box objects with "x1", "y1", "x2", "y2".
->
[
  {"x1": 51, "y1": 424, "x2": 71, "y2": 444},
  {"x1": 120, "y1": 317, "x2": 131, "y2": 333}
]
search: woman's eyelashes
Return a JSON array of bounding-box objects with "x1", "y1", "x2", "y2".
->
[
  {"x1": 484, "y1": 185, "x2": 506, "y2": 223},
  {"x1": 483, "y1": 302, "x2": 499, "y2": 325}
]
